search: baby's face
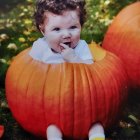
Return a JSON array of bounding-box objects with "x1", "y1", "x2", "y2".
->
[{"x1": 42, "y1": 10, "x2": 81, "y2": 53}]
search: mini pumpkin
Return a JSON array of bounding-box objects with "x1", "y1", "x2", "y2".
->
[
  {"x1": 5, "y1": 43, "x2": 127, "y2": 139},
  {"x1": 102, "y1": 2, "x2": 140, "y2": 89},
  {"x1": 0, "y1": 125, "x2": 4, "y2": 138}
]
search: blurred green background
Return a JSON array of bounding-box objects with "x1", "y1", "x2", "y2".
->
[{"x1": 0, "y1": 0, "x2": 140, "y2": 139}]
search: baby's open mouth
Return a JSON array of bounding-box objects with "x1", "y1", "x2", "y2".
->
[{"x1": 63, "y1": 42, "x2": 71, "y2": 47}]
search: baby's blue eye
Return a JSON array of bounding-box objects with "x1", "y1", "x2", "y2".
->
[
  {"x1": 53, "y1": 28, "x2": 60, "y2": 31},
  {"x1": 70, "y1": 26, "x2": 77, "y2": 29}
]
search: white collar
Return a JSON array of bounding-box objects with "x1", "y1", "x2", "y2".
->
[{"x1": 29, "y1": 37, "x2": 93, "y2": 63}]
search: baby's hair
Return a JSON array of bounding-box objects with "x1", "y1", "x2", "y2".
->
[{"x1": 34, "y1": 0, "x2": 86, "y2": 31}]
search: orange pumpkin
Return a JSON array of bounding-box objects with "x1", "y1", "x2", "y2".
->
[
  {"x1": 5, "y1": 43, "x2": 127, "y2": 139},
  {"x1": 102, "y1": 2, "x2": 140, "y2": 89}
]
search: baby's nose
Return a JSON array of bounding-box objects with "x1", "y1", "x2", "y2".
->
[{"x1": 62, "y1": 30, "x2": 71, "y2": 38}]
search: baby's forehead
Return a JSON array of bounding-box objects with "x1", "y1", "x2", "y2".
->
[{"x1": 44, "y1": 10, "x2": 80, "y2": 21}]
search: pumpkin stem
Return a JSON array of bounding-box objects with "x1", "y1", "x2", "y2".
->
[{"x1": 89, "y1": 43, "x2": 106, "y2": 61}]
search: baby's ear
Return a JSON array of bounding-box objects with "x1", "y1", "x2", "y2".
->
[{"x1": 39, "y1": 25, "x2": 45, "y2": 36}]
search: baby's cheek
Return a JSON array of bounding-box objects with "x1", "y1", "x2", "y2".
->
[
  {"x1": 72, "y1": 30, "x2": 80, "y2": 36},
  {"x1": 72, "y1": 32, "x2": 80, "y2": 41},
  {"x1": 46, "y1": 34, "x2": 58, "y2": 44}
]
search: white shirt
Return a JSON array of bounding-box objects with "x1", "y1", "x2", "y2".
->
[{"x1": 29, "y1": 37, "x2": 93, "y2": 64}]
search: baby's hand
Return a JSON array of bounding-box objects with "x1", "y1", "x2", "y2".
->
[{"x1": 60, "y1": 43, "x2": 77, "y2": 62}]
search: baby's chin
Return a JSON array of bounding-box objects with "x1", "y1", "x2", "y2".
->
[
  {"x1": 71, "y1": 43, "x2": 78, "y2": 49},
  {"x1": 71, "y1": 45, "x2": 76, "y2": 49},
  {"x1": 51, "y1": 47, "x2": 61, "y2": 53}
]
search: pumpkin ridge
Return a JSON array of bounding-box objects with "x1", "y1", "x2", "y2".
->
[
  {"x1": 105, "y1": 60, "x2": 122, "y2": 126},
  {"x1": 93, "y1": 64, "x2": 106, "y2": 123},
  {"x1": 42, "y1": 64, "x2": 51, "y2": 133},
  {"x1": 97, "y1": 60, "x2": 112, "y2": 126},
  {"x1": 72, "y1": 64, "x2": 75, "y2": 137},
  {"x1": 103, "y1": 57, "x2": 120, "y2": 125},
  {"x1": 78, "y1": 64, "x2": 88, "y2": 138},
  {"x1": 24, "y1": 61, "x2": 37, "y2": 129},
  {"x1": 45, "y1": 64, "x2": 62, "y2": 127},
  {"x1": 89, "y1": 66, "x2": 97, "y2": 124},
  {"x1": 104, "y1": 54, "x2": 127, "y2": 125},
  {"x1": 89, "y1": 65, "x2": 98, "y2": 123},
  {"x1": 18, "y1": 60, "x2": 43, "y2": 132},
  {"x1": 77, "y1": 64, "x2": 84, "y2": 137},
  {"x1": 72, "y1": 64, "x2": 76, "y2": 137},
  {"x1": 73, "y1": 64, "x2": 82, "y2": 138},
  {"x1": 73, "y1": 63, "x2": 91, "y2": 139},
  {"x1": 69, "y1": 63, "x2": 75, "y2": 137},
  {"x1": 90, "y1": 65, "x2": 101, "y2": 122},
  {"x1": 102, "y1": 61, "x2": 117, "y2": 126},
  {"x1": 9, "y1": 54, "x2": 33, "y2": 125},
  {"x1": 84, "y1": 65, "x2": 92, "y2": 119},
  {"x1": 96, "y1": 63, "x2": 108, "y2": 125},
  {"x1": 59, "y1": 63, "x2": 75, "y2": 137},
  {"x1": 59, "y1": 64, "x2": 62, "y2": 130},
  {"x1": 83, "y1": 65, "x2": 92, "y2": 134},
  {"x1": 59, "y1": 64, "x2": 63, "y2": 135}
]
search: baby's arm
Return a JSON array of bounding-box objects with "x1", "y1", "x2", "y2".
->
[{"x1": 60, "y1": 43, "x2": 93, "y2": 64}]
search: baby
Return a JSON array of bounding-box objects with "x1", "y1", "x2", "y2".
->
[{"x1": 29, "y1": 0, "x2": 105, "y2": 140}]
